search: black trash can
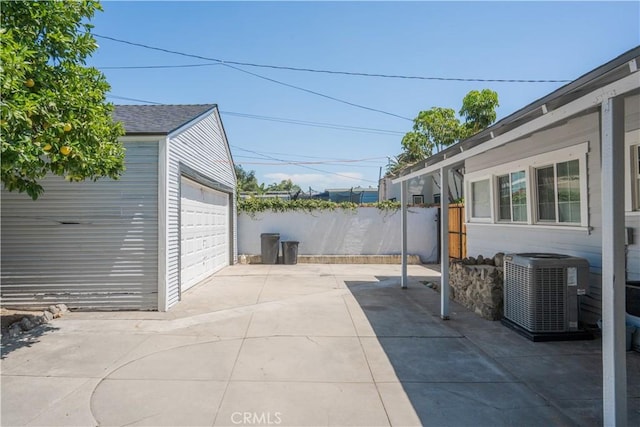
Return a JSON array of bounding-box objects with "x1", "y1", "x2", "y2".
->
[
  {"x1": 261, "y1": 233, "x2": 280, "y2": 264},
  {"x1": 281, "y1": 241, "x2": 299, "y2": 265}
]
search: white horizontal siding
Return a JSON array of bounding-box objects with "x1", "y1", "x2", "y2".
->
[
  {"x1": 1, "y1": 142, "x2": 159, "y2": 310},
  {"x1": 625, "y1": 94, "x2": 640, "y2": 132},
  {"x1": 626, "y1": 214, "x2": 640, "y2": 281},
  {"x1": 624, "y1": 94, "x2": 640, "y2": 282},
  {"x1": 166, "y1": 109, "x2": 236, "y2": 308},
  {"x1": 465, "y1": 112, "x2": 600, "y2": 174},
  {"x1": 466, "y1": 112, "x2": 602, "y2": 266},
  {"x1": 465, "y1": 93, "x2": 640, "y2": 323}
]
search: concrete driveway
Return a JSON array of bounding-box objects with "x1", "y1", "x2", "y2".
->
[{"x1": 1, "y1": 264, "x2": 638, "y2": 426}]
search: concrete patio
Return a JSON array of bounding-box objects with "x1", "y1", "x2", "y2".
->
[{"x1": 1, "y1": 264, "x2": 639, "y2": 426}]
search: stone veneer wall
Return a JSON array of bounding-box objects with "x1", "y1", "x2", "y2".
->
[{"x1": 449, "y1": 253, "x2": 505, "y2": 320}]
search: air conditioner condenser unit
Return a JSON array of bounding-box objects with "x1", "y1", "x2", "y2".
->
[{"x1": 502, "y1": 253, "x2": 593, "y2": 341}]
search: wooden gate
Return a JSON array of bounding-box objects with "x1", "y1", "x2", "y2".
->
[{"x1": 448, "y1": 203, "x2": 466, "y2": 260}]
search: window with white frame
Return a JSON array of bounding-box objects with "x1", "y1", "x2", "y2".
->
[
  {"x1": 497, "y1": 171, "x2": 527, "y2": 222},
  {"x1": 465, "y1": 142, "x2": 588, "y2": 227},
  {"x1": 471, "y1": 179, "x2": 491, "y2": 218},
  {"x1": 535, "y1": 159, "x2": 581, "y2": 224}
]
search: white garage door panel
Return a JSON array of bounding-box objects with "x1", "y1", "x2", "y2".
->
[{"x1": 180, "y1": 177, "x2": 229, "y2": 292}]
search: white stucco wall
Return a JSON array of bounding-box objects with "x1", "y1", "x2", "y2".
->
[{"x1": 238, "y1": 207, "x2": 438, "y2": 263}]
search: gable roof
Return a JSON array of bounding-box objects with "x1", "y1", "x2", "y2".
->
[{"x1": 113, "y1": 104, "x2": 217, "y2": 135}]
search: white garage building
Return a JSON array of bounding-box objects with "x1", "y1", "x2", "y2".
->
[{"x1": 1, "y1": 104, "x2": 237, "y2": 311}]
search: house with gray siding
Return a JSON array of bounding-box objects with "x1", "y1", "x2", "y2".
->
[
  {"x1": 393, "y1": 46, "x2": 639, "y2": 425},
  {"x1": 1, "y1": 104, "x2": 237, "y2": 312},
  {"x1": 379, "y1": 171, "x2": 463, "y2": 205}
]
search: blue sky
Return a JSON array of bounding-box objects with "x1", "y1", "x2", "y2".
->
[{"x1": 88, "y1": 1, "x2": 639, "y2": 191}]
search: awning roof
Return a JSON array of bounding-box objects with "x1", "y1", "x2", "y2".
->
[{"x1": 392, "y1": 46, "x2": 640, "y2": 183}]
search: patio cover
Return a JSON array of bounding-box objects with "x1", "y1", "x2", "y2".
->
[{"x1": 392, "y1": 46, "x2": 640, "y2": 426}]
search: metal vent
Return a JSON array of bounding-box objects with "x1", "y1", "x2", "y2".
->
[
  {"x1": 504, "y1": 253, "x2": 589, "y2": 333},
  {"x1": 533, "y1": 267, "x2": 566, "y2": 332}
]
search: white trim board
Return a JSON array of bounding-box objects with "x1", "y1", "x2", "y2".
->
[{"x1": 392, "y1": 72, "x2": 639, "y2": 184}]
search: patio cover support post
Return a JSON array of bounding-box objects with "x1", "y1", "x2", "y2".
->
[
  {"x1": 601, "y1": 95, "x2": 627, "y2": 427},
  {"x1": 401, "y1": 180, "x2": 408, "y2": 289},
  {"x1": 440, "y1": 166, "x2": 450, "y2": 320}
]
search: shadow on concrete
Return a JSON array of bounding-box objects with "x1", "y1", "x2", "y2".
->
[
  {"x1": 1, "y1": 324, "x2": 59, "y2": 359},
  {"x1": 345, "y1": 274, "x2": 640, "y2": 427}
]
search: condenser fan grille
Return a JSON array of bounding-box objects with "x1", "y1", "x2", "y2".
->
[
  {"x1": 533, "y1": 268, "x2": 566, "y2": 332},
  {"x1": 504, "y1": 261, "x2": 567, "y2": 332}
]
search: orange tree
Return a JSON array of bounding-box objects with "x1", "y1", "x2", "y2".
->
[{"x1": 1, "y1": 0, "x2": 124, "y2": 199}]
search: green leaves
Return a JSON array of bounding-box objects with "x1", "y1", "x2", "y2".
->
[
  {"x1": 235, "y1": 165, "x2": 302, "y2": 196},
  {"x1": 238, "y1": 198, "x2": 401, "y2": 218},
  {"x1": 266, "y1": 179, "x2": 301, "y2": 193},
  {"x1": 459, "y1": 89, "x2": 499, "y2": 138},
  {"x1": 401, "y1": 131, "x2": 432, "y2": 159},
  {"x1": 235, "y1": 164, "x2": 261, "y2": 192},
  {"x1": 239, "y1": 198, "x2": 357, "y2": 218},
  {"x1": 0, "y1": 1, "x2": 124, "y2": 199},
  {"x1": 413, "y1": 107, "x2": 461, "y2": 152},
  {"x1": 386, "y1": 89, "x2": 499, "y2": 178}
]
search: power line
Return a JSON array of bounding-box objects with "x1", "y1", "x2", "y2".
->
[
  {"x1": 221, "y1": 111, "x2": 404, "y2": 135},
  {"x1": 101, "y1": 63, "x2": 223, "y2": 70},
  {"x1": 108, "y1": 94, "x2": 163, "y2": 104},
  {"x1": 233, "y1": 151, "x2": 384, "y2": 163},
  {"x1": 232, "y1": 145, "x2": 378, "y2": 184},
  {"x1": 106, "y1": 93, "x2": 381, "y2": 183},
  {"x1": 235, "y1": 160, "x2": 378, "y2": 169},
  {"x1": 93, "y1": 33, "x2": 571, "y2": 83},
  {"x1": 94, "y1": 33, "x2": 412, "y2": 121},
  {"x1": 233, "y1": 154, "x2": 386, "y2": 167},
  {"x1": 222, "y1": 62, "x2": 411, "y2": 121},
  {"x1": 107, "y1": 94, "x2": 406, "y2": 136}
]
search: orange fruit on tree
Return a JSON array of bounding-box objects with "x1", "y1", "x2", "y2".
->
[
  {"x1": 43, "y1": 143, "x2": 52, "y2": 152},
  {"x1": 60, "y1": 146, "x2": 72, "y2": 156},
  {"x1": 24, "y1": 79, "x2": 35, "y2": 88},
  {"x1": 63, "y1": 123, "x2": 72, "y2": 132}
]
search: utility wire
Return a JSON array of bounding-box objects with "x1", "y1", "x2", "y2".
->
[
  {"x1": 232, "y1": 145, "x2": 378, "y2": 184},
  {"x1": 235, "y1": 160, "x2": 381, "y2": 169},
  {"x1": 222, "y1": 111, "x2": 404, "y2": 135},
  {"x1": 234, "y1": 151, "x2": 384, "y2": 163},
  {"x1": 234, "y1": 154, "x2": 386, "y2": 164},
  {"x1": 95, "y1": 33, "x2": 411, "y2": 121},
  {"x1": 107, "y1": 94, "x2": 406, "y2": 136},
  {"x1": 93, "y1": 33, "x2": 571, "y2": 83},
  {"x1": 223, "y1": 62, "x2": 411, "y2": 121},
  {"x1": 101, "y1": 63, "x2": 223, "y2": 70},
  {"x1": 233, "y1": 154, "x2": 386, "y2": 167},
  {"x1": 108, "y1": 94, "x2": 163, "y2": 104},
  {"x1": 106, "y1": 94, "x2": 381, "y2": 183}
]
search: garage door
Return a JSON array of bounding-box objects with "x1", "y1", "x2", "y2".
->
[{"x1": 180, "y1": 177, "x2": 229, "y2": 292}]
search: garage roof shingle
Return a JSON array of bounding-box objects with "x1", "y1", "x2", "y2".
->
[{"x1": 113, "y1": 104, "x2": 217, "y2": 135}]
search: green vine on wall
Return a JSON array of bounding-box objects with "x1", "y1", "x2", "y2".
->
[{"x1": 237, "y1": 198, "x2": 403, "y2": 217}]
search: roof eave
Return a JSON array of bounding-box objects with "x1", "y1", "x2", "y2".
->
[
  {"x1": 393, "y1": 46, "x2": 640, "y2": 183},
  {"x1": 166, "y1": 104, "x2": 218, "y2": 136},
  {"x1": 122, "y1": 131, "x2": 168, "y2": 136}
]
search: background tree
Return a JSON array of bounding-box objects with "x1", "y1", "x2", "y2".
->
[
  {"x1": 386, "y1": 147, "x2": 426, "y2": 176},
  {"x1": 234, "y1": 164, "x2": 261, "y2": 192},
  {"x1": 413, "y1": 107, "x2": 461, "y2": 153},
  {"x1": 386, "y1": 89, "x2": 499, "y2": 177},
  {"x1": 400, "y1": 131, "x2": 432, "y2": 160},
  {"x1": 459, "y1": 89, "x2": 499, "y2": 138},
  {"x1": 1, "y1": 0, "x2": 125, "y2": 200},
  {"x1": 266, "y1": 179, "x2": 301, "y2": 193}
]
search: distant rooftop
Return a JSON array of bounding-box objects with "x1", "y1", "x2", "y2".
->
[
  {"x1": 113, "y1": 104, "x2": 216, "y2": 135},
  {"x1": 325, "y1": 187, "x2": 378, "y2": 192}
]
